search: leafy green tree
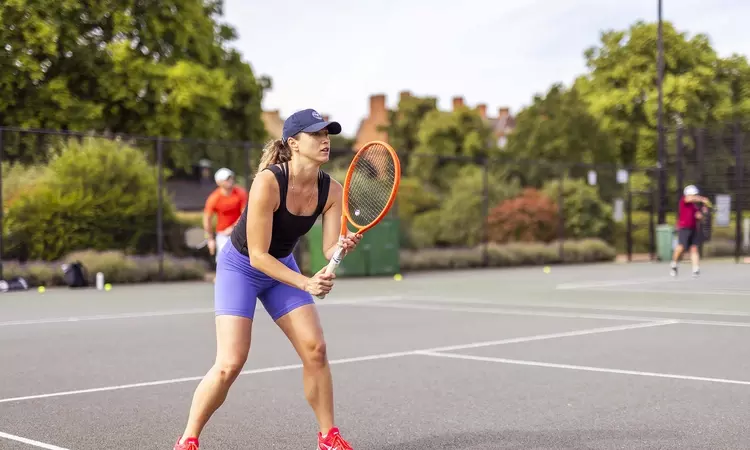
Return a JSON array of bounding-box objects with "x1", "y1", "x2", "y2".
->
[
  {"x1": 0, "y1": 0, "x2": 268, "y2": 169},
  {"x1": 408, "y1": 106, "x2": 496, "y2": 189},
  {"x1": 574, "y1": 20, "x2": 740, "y2": 166},
  {"x1": 505, "y1": 83, "x2": 616, "y2": 187}
]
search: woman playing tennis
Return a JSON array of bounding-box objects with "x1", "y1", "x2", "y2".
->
[{"x1": 174, "y1": 109, "x2": 360, "y2": 450}]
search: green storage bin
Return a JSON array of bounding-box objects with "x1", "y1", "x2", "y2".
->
[
  {"x1": 364, "y1": 218, "x2": 400, "y2": 276},
  {"x1": 304, "y1": 218, "x2": 400, "y2": 277},
  {"x1": 305, "y1": 220, "x2": 368, "y2": 277},
  {"x1": 655, "y1": 224, "x2": 675, "y2": 261}
]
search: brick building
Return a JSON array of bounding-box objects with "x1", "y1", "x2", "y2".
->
[{"x1": 353, "y1": 91, "x2": 515, "y2": 150}]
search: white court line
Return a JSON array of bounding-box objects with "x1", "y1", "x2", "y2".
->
[
  {"x1": 418, "y1": 351, "x2": 750, "y2": 387},
  {"x1": 354, "y1": 301, "x2": 750, "y2": 328},
  {"x1": 556, "y1": 277, "x2": 674, "y2": 290},
  {"x1": 0, "y1": 431, "x2": 69, "y2": 450},
  {"x1": 0, "y1": 295, "x2": 402, "y2": 327},
  {"x1": 574, "y1": 287, "x2": 750, "y2": 297},
  {"x1": 404, "y1": 294, "x2": 750, "y2": 318},
  {"x1": 0, "y1": 320, "x2": 674, "y2": 405}
]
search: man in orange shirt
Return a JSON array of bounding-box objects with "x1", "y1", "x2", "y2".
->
[{"x1": 203, "y1": 168, "x2": 248, "y2": 259}]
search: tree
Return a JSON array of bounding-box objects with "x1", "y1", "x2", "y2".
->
[
  {"x1": 574, "y1": 20, "x2": 739, "y2": 166},
  {"x1": 504, "y1": 83, "x2": 616, "y2": 187},
  {"x1": 381, "y1": 94, "x2": 438, "y2": 168},
  {"x1": 0, "y1": 0, "x2": 268, "y2": 169},
  {"x1": 408, "y1": 106, "x2": 496, "y2": 189}
]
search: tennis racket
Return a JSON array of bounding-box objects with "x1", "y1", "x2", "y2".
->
[
  {"x1": 184, "y1": 226, "x2": 209, "y2": 249},
  {"x1": 317, "y1": 140, "x2": 401, "y2": 299}
]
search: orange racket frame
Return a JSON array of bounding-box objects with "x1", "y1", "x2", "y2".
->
[{"x1": 317, "y1": 140, "x2": 401, "y2": 298}]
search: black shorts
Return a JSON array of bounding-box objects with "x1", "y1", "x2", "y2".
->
[{"x1": 678, "y1": 227, "x2": 702, "y2": 248}]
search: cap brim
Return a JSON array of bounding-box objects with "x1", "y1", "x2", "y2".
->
[{"x1": 302, "y1": 121, "x2": 342, "y2": 135}]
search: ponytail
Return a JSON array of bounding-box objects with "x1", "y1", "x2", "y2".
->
[{"x1": 257, "y1": 138, "x2": 292, "y2": 173}]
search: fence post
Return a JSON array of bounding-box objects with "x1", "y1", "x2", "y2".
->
[
  {"x1": 558, "y1": 169, "x2": 565, "y2": 260},
  {"x1": 481, "y1": 158, "x2": 489, "y2": 267},
  {"x1": 648, "y1": 182, "x2": 656, "y2": 260},
  {"x1": 244, "y1": 142, "x2": 251, "y2": 192},
  {"x1": 676, "y1": 126, "x2": 684, "y2": 202},
  {"x1": 0, "y1": 129, "x2": 3, "y2": 280},
  {"x1": 734, "y1": 123, "x2": 744, "y2": 263},
  {"x1": 626, "y1": 176, "x2": 633, "y2": 262},
  {"x1": 156, "y1": 137, "x2": 164, "y2": 280}
]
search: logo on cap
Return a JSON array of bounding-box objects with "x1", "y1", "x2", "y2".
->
[{"x1": 312, "y1": 111, "x2": 322, "y2": 120}]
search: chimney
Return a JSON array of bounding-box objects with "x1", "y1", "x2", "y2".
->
[
  {"x1": 498, "y1": 106, "x2": 510, "y2": 120},
  {"x1": 399, "y1": 91, "x2": 412, "y2": 103},
  {"x1": 452, "y1": 96, "x2": 465, "y2": 110},
  {"x1": 476, "y1": 103, "x2": 487, "y2": 119},
  {"x1": 370, "y1": 94, "x2": 386, "y2": 116}
]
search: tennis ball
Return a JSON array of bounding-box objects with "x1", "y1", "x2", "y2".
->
[
  {"x1": 393, "y1": 273, "x2": 403, "y2": 281},
  {"x1": 543, "y1": 266, "x2": 551, "y2": 274},
  {"x1": 37, "y1": 286, "x2": 46, "y2": 293},
  {"x1": 104, "y1": 283, "x2": 112, "y2": 291}
]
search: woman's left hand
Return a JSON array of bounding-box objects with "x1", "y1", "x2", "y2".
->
[{"x1": 341, "y1": 232, "x2": 362, "y2": 252}]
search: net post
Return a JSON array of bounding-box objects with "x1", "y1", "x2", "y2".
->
[{"x1": 626, "y1": 173, "x2": 633, "y2": 262}]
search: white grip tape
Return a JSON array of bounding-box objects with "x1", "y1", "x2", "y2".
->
[{"x1": 316, "y1": 244, "x2": 345, "y2": 299}]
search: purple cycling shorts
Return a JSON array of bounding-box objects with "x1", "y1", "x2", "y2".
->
[{"x1": 214, "y1": 242, "x2": 314, "y2": 321}]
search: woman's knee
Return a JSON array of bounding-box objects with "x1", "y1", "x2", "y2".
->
[
  {"x1": 301, "y1": 338, "x2": 328, "y2": 368},
  {"x1": 213, "y1": 355, "x2": 247, "y2": 382}
]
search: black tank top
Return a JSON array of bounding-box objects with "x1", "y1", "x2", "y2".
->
[{"x1": 230, "y1": 162, "x2": 331, "y2": 259}]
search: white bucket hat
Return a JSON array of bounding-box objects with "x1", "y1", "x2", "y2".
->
[
  {"x1": 214, "y1": 168, "x2": 234, "y2": 183},
  {"x1": 683, "y1": 185, "x2": 699, "y2": 196}
]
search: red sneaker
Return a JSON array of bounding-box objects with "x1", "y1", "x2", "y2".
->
[
  {"x1": 318, "y1": 427, "x2": 353, "y2": 450},
  {"x1": 173, "y1": 437, "x2": 199, "y2": 450}
]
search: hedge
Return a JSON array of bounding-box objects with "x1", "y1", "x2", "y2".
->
[
  {"x1": 400, "y1": 238, "x2": 617, "y2": 272},
  {"x1": 3, "y1": 250, "x2": 210, "y2": 287}
]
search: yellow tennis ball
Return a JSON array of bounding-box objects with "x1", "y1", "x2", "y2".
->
[
  {"x1": 37, "y1": 286, "x2": 46, "y2": 293},
  {"x1": 393, "y1": 273, "x2": 402, "y2": 281},
  {"x1": 543, "y1": 266, "x2": 551, "y2": 274},
  {"x1": 104, "y1": 283, "x2": 112, "y2": 291}
]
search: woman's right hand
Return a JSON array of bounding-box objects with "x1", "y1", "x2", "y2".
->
[{"x1": 304, "y1": 266, "x2": 336, "y2": 296}]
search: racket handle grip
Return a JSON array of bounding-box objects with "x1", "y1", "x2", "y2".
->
[{"x1": 316, "y1": 245, "x2": 345, "y2": 300}]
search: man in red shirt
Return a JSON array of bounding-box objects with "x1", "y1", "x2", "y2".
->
[
  {"x1": 670, "y1": 185, "x2": 710, "y2": 277},
  {"x1": 203, "y1": 168, "x2": 248, "y2": 260}
]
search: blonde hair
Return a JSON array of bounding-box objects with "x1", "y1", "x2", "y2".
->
[{"x1": 258, "y1": 138, "x2": 292, "y2": 173}]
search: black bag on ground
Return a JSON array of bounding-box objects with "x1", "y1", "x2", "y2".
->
[{"x1": 61, "y1": 262, "x2": 89, "y2": 288}]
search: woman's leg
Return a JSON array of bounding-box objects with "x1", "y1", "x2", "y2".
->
[
  {"x1": 276, "y1": 304, "x2": 334, "y2": 434},
  {"x1": 179, "y1": 315, "x2": 252, "y2": 442},
  {"x1": 177, "y1": 244, "x2": 264, "y2": 446}
]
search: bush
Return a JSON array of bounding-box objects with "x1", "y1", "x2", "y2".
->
[
  {"x1": 399, "y1": 238, "x2": 616, "y2": 272},
  {"x1": 3, "y1": 250, "x2": 209, "y2": 287},
  {"x1": 405, "y1": 165, "x2": 520, "y2": 248},
  {"x1": 542, "y1": 177, "x2": 614, "y2": 243},
  {"x1": 5, "y1": 138, "x2": 179, "y2": 261},
  {"x1": 487, "y1": 188, "x2": 559, "y2": 243}
]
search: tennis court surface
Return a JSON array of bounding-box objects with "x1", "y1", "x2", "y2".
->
[{"x1": 2, "y1": 260, "x2": 750, "y2": 449}]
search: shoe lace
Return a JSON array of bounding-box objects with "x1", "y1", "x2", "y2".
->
[{"x1": 329, "y1": 434, "x2": 353, "y2": 450}]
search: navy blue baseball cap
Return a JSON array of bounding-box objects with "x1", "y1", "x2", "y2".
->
[{"x1": 282, "y1": 109, "x2": 342, "y2": 142}]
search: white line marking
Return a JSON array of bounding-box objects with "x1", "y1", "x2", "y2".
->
[
  {"x1": 418, "y1": 351, "x2": 750, "y2": 387},
  {"x1": 404, "y1": 294, "x2": 750, "y2": 318},
  {"x1": 0, "y1": 296, "x2": 402, "y2": 327},
  {"x1": 354, "y1": 301, "x2": 750, "y2": 328},
  {"x1": 0, "y1": 431, "x2": 70, "y2": 450},
  {"x1": 556, "y1": 277, "x2": 673, "y2": 289},
  {"x1": 577, "y1": 287, "x2": 750, "y2": 297},
  {"x1": 0, "y1": 320, "x2": 673, "y2": 404},
  {"x1": 419, "y1": 320, "x2": 678, "y2": 353}
]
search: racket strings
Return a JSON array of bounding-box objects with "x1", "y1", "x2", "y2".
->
[{"x1": 346, "y1": 145, "x2": 397, "y2": 227}]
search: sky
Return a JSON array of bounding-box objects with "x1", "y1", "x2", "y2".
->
[{"x1": 222, "y1": 0, "x2": 750, "y2": 137}]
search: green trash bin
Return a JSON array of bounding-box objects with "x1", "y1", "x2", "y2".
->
[{"x1": 655, "y1": 224, "x2": 675, "y2": 261}]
